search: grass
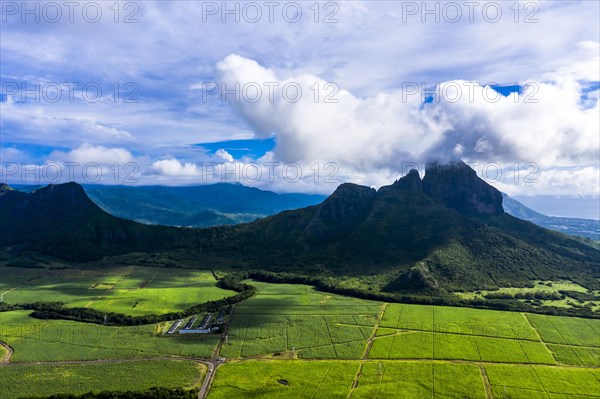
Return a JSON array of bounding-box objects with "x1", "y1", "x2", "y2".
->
[
  {"x1": 525, "y1": 313, "x2": 600, "y2": 346},
  {"x1": 208, "y1": 360, "x2": 600, "y2": 398},
  {"x1": 486, "y1": 364, "x2": 600, "y2": 398},
  {"x1": 455, "y1": 280, "x2": 600, "y2": 310},
  {"x1": 547, "y1": 344, "x2": 600, "y2": 367},
  {"x1": 380, "y1": 303, "x2": 538, "y2": 340},
  {"x1": 0, "y1": 311, "x2": 218, "y2": 362},
  {"x1": 0, "y1": 360, "x2": 203, "y2": 399},
  {"x1": 207, "y1": 360, "x2": 358, "y2": 399},
  {"x1": 2, "y1": 277, "x2": 600, "y2": 398},
  {"x1": 369, "y1": 331, "x2": 555, "y2": 364},
  {"x1": 219, "y1": 281, "x2": 380, "y2": 359},
  {"x1": 352, "y1": 361, "x2": 487, "y2": 399},
  {"x1": 209, "y1": 360, "x2": 600, "y2": 398},
  {"x1": 0, "y1": 265, "x2": 235, "y2": 316}
]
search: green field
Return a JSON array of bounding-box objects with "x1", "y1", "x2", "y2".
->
[
  {"x1": 0, "y1": 265, "x2": 235, "y2": 316},
  {"x1": 219, "y1": 281, "x2": 381, "y2": 359},
  {"x1": 2, "y1": 274, "x2": 599, "y2": 398},
  {"x1": 0, "y1": 311, "x2": 218, "y2": 362},
  {"x1": 486, "y1": 364, "x2": 600, "y2": 398},
  {"x1": 379, "y1": 303, "x2": 537, "y2": 339},
  {"x1": 208, "y1": 360, "x2": 358, "y2": 399},
  {"x1": 526, "y1": 313, "x2": 600, "y2": 347},
  {"x1": 0, "y1": 360, "x2": 203, "y2": 399},
  {"x1": 208, "y1": 360, "x2": 599, "y2": 398},
  {"x1": 353, "y1": 361, "x2": 488, "y2": 399}
]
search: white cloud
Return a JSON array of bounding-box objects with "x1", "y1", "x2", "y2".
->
[
  {"x1": 216, "y1": 53, "x2": 599, "y2": 195},
  {"x1": 2, "y1": 1, "x2": 599, "y2": 199},
  {"x1": 152, "y1": 158, "x2": 202, "y2": 177},
  {"x1": 49, "y1": 144, "x2": 134, "y2": 165},
  {"x1": 215, "y1": 149, "x2": 234, "y2": 162}
]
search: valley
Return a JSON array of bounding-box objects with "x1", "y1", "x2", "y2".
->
[
  {"x1": 1, "y1": 271, "x2": 598, "y2": 398},
  {"x1": 1, "y1": 162, "x2": 599, "y2": 398}
]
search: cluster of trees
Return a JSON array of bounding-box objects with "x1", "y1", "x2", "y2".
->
[
  {"x1": 0, "y1": 301, "x2": 66, "y2": 312},
  {"x1": 5, "y1": 271, "x2": 598, "y2": 325},
  {"x1": 248, "y1": 271, "x2": 600, "y2": 319},
  {"x1": 484, "y1": 291, "x2": 562, "y2": 300},
  {"x1": 21, "y1": 388, "x2": 198, "y2": 399},
  {"x1": 558, "y1": 290, "x2": 599, "y2": 302},
  {"x1": 26, "y1": 274, "x2": 256, "y2": 326}
]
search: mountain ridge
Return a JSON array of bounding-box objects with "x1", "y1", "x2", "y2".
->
[{"x1": 1, "y1": 161, "x2": 598, "y2": 295}]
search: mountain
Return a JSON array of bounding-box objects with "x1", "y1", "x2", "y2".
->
[
  {"x1": 13, "y1": 183, "x2": 326, "y2": 228},
  {"x1": 0, "y1": 182, "x2": 188, "y2": 261},
  {"x1": 502, "y1": 193, "x2": 599, "y2": 240},
  {"x1": 218, "y1": 161, "x2": 599, "y2": 291},
  {"x1": 13, "y1": 182, "x2": 597, "y2": 241},
  {"x1": 1, "y1": 161, "x2": 599, "y2": 293}
]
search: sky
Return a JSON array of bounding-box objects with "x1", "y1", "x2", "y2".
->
[{"x1": 0, "y1": 1, "x2": 599, "y2": 217}]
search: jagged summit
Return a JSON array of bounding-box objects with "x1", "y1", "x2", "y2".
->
[
  {"x1": 304, "y1": 183, "x2": 377, "y2": 240},
  {"x1": 422, "y1": 160, "x2": 504, "y2": 215},
  {"x1": 1, "y1": 163, "x2": 597, "y2": 296},
  {"x1": 379, "y1": 169, "x2": 423, "y2": 195}
]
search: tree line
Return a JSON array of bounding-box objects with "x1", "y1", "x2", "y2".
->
[
  {"x1": 21, "y1": 387, "x2": 198, "y2": 399},
  {"x1": 1, "y1": 274, "x2": 255, "y2": 326}
]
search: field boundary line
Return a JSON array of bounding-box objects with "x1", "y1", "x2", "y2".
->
[
  {"x1": 517, "y1": 340, "x2": 532, "y2": 364},
  {"x1": 350, "y1": 315, "x2": 369, "y2": 339},
  {"x1": 346, "y1": 361, "x2": 364, "y2": 399},
  {"x1": 0, "y1": 340, "x2": 14, "y2": 364},
  {"x1": 238, "y1": 313, "x2": 252, "y2": 358},
  {"x1": 479, "y1": 366, "x2": 494, "y2": 399},
  {"x1": 587, "y1": 368, "x2": 600, "y2": 384},
  {"x1": 431, "y1": 362, "x2": 435, "y2": 399},
  {"x1": 475, "y1": 341, "x2": 484, "y2": 362},
  {"x1": 310, "y1": 363, "x2": 333, "y2": 399},
  {"x1": 369, "y1": 325, "x2": 542, "y2": 343},
  {"x1": 374, "y1": 361, "x2": 386, "y2": 399},
  {"x1": 296, "y1": 336, "x2": 371, "y2": 353},
  {"x1": 571, "y1": 345, "x2": 587, "y2": 367},
  {"x1": 546, "y1": 342, "x2": 600, "y2": 350},
  {"x1": 521, "y1": 313, "x2": 558, "y2": 364},
  {"x1": 338, "y1": 321, "x2": 379, "y2": 330},
  {"x1": 214, "y1": 304, "x2": 237, "y2": 358},
  {"x1": 323, "y1": 315, "x2": 339, "y2": 359},
  {"x1": 432, "y1": 307, "x2": 436, "y2": 363},
  {"x1": 530, "y1": 365, "x2": 551, "y2": 399},
  {"x1": 389, "y1": 304, "x2": 404, "y2": 360},
  {"x1": 362, "y1": 303, "x2": 387, "y2": 360},
  {"x1": 285, "y1": 316, "x2": 289, "y2": 353},
  {"x1": 1, "y1": 287, "x2": 18, "y2": 297},
  {"x1": 544, "y1": 315, "x2": 570, "y2": 345}
]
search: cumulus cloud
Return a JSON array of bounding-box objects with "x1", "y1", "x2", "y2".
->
[
  {"x1": 216, "y1": 53, "x2": 599, "y2": 195},
  {"x1": 2, "y1": 1, "x2": 599, "y2": 201},
  {"x1": 49, "y1": 144, "x2": 134, "y2": 165},
  {"x1": 216, "y1": 54, "x2": 447, "y2": 171},
  {"x1": 215, "y1": 149, "x2": 234, "y2": 162},
  {"x1": 152, "y1": 159, "x2": 202, "y2": 177}
]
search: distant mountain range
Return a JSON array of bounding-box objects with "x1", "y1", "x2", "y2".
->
[
  {"x1": 2, "y1": 161, "x2": 598, "y2": 296},
  {"x1": 12, "y1": 183, "x2": 325, "y2": 228},
  {"x1": 502, "y1": 193, "x2": 599, "y2": 240},
  {"x1": 11, "y1": 182, "x2": 598, "y2": 240}
]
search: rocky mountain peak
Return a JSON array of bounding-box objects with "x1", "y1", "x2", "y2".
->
[{"x1": 422, "y1": 161, "x2": 504, "y2": 215}]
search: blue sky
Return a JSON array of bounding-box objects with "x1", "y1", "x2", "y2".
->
[{"x1": 0, "y1": 1, "x2": 599, "y2": 216}]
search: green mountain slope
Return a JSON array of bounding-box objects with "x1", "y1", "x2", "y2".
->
[
  {"x1": 1, "y1": 162, "x2": 598, "y2": 294},
  {"x1": 83, "y1": 183, "x2": 325, "y2": 227},
  {"x1": 12, "y1": 183, "x2": 325, "y2": 228},
  {"x1": 212, "y1": 164, "x2": 599, "y2": 291}
]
